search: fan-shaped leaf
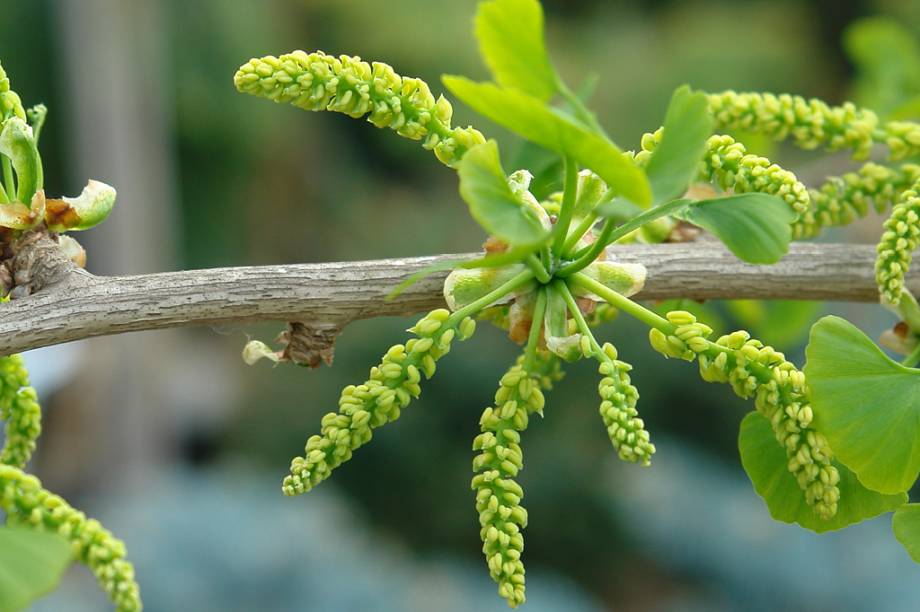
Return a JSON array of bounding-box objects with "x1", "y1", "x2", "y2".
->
[
  {"x1": 645, "y1": 85, "x2": 713, "y2": 205},
  {"x1": 0, "y1": 527, "x2": 72, "y2": 611},
  {"x1": 676, "y1": 193, "x2": 795, "y2": 264},
  {"x1": 893, "y1": 503, "x2": 920, "y2": 564},
  {"x1": 443, "y1": 77, "x2": 651, "y2": 206},
  {"x1": 805, "y1": 315, "x2": 920, "y2": 494},
  {"x1": 738, "y1": 411, "x2": 906, "y2": 532},
  {"x1": 457, "y1": 141, "x2": 550, "y2": 247},
  {"x1": 475, "y1": 0, "x2": 557, "y2": 100}
]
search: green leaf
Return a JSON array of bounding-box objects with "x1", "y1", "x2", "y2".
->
[
  {"x1": 675, "y1": 193, "x2": 795, "y2": 264},
  {"x1": 0, "y1": 526, "x2": 73, "y2": 611},
  {"x1": 738, "y1": 411, "x2": 906, "y2": 533},
  {"x1": 0, "y1": 117, "x2": 42, "y2": 204},
  {"x1": 805, "y1": 315, "x2": 920, "y2": 494},
  {"x1": 457, "y1": 140, "x2": 550, "y2": 247},
  {"x1": 475, "y1": 0, "x2": 557, "y2": 101},
  {"x1": 645, "y1": 85, "x2": 713, "y2": 205},
  {"x1": 442, "y1": 77, "x2": 651, "y2": 206},
  {"x1": 893, "y1": 503, "x2": 920, "y2": 563},
  {"x1": 443, "y1": 263, "x2": 535, "y2": 312},
  {"x1": 45, "y1": 180, "x2": 116, "y2": 232}
]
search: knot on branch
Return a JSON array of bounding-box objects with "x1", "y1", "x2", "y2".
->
[
  {"x1": 1, "y1": 230, "x2": 87, "y2": 299},
  {"x1": 243, "y1": 321, "x2": 341, "y2": 369},
  {"x1": 279, "y1": 321, "x2": 340, "y2": 368}
]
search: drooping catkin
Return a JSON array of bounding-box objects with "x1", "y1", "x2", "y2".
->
[
  {"x1": 650, "y1": 311, "x2": 840, "y2": 519},
  {"x1": 283, "y1": 310, "x2": 476, "y2": 496},
  {"x1": 0, "y1": 354, "x2": 41, "y2": 469},
  {"x1": 472, "y1": 351, "x2": 557, "y2": 608},
  {"x1": 235, "y1": 51, "x2": 486, "y2": 167},
  {"x1": 0, "y1": 465, "x2": 142, "y2": 611}
]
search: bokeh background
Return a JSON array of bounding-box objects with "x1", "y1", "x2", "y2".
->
[{"x1": 2, "y1": 0, "x2": 920, "y2": 610}]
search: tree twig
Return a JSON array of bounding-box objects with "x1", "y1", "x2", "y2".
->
[{"x1": 0, "y1": 242, "x2": 900, "y2": 356}]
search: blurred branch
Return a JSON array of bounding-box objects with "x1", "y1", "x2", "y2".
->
[{"x1": 0, "y1": 242, "x2": 898, "y2": 356}]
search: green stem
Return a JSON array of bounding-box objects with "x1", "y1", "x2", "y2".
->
[
  {"x1": 556, "y1": 219, "x2": 615, "y2": 277},
  {"x1": 554, "y1": 280, "x2": 604, "y2": 361},
  {"x1": 448, "y1": 269, "x2": 535, "y2": 325},
  {"x1": 558, "y1": 198, "x2": 692, "y2": 277},
  {"x1": 552, "y1": 157, "x2": 579, "y2": 256},
  {"x1": 526, "y1": 254, "x2": 551, "y2": 284},
  {"x1": 1, "y1": 156, "x2": 14, "y2": 203},
  {"x1": 569, "y1": 273, "x2": 735, "y2": 363},
  {"x1": 902, "y1": 342, "x2": 920, "y2": 368},
  {"x1": 540, "y1": 244, "x2": 553, "y2": 273},
  {"x1": 523, "y1": 288, "x2": 548, "y2": 370},
  {"x1": 569, "y1": 272, "x2": 672, "y2": 332},
  {"x1": 561, "y1": 212, "x2": 597, "y2": 256}
]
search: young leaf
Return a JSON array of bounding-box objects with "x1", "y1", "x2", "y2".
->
[
  {"x1": 738, "y1": 411, "x2": 906, "y2": 533},
  {"x1": 45, "y1": 180, "x2": 116, "y2": 232},
  {"x1": 0, "y1": 526, "x2": 73, "y2": 611},
  {"x1": 443, "y1": 263, "x2": 535, "y2": 312},
  {"x1": 443, "y1": 77, "x2": 652, "y2": 206},
  {"x1": 0, "y1": 117, "x2": 42, "y2": 204},
  {"x1": 645, "y1": 85, "x2": 713, "y2": 205},
  {"x1": 475, "y1": 0, "x2": 557, "y2": 101},
  {"x1": 893, "y1": 504, "x2": 920, "y2": 564},
  {"x1": 806, "y1": 315, "x2": 920, "y2": 494},
  {"x1": 458, "y1": 141, "x2": 550, "y2": 247},
  {"x1": 675, "y1": 193, "x2": 795, "y2": 264}
]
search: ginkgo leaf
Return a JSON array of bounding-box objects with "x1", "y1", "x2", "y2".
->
[
  {"x1": 675, "y1": 193, "x2": 795, "y2": 264},
  {"x1": 645, "y1": 85, "x2": 713, "y2": 205},
  {"x1": 457, "y1": 140, "x2": 550, "y2": 247},
  {"x1": 738, "y1": 411, "x2": 906, "y2": 533},
  {"x1": 0, "y1": 526, "x2": 72, "y2": 611},
  {"x1": 443, "y1": 76, "x2": 651, "y2": 206},
  {"x1": 475, "y1": 0, "x2": 557, "y2": 100},
  {"x1": 893, "y1": 503, "x2": 920, "y2": 564},
  {"x1": 806, "y1": 315, "x2": 920, "y2": 494}
]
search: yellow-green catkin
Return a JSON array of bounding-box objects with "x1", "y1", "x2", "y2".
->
[
  {"x1": 0, "y1": 465, "x2": 142, "y2": 611},
  {"x1": 650, "y1": 311, "x2": 840, "y2": 519},
  {"x1": 697, "y1": 134, "x2": 811, "y2": 219},
  {"x1": 234, "y1": 51, "x2": 486, "y2": 167},
  {"x1": 0, "y1": 354, "x2": 41, "y2": 469},
  {"x1": 284, "y1": 310, "x2": 476, "y2": 496},
  {"x1": 876, "y1": 178, "x2": 920, "y2": 304},
  {"x1": 595, "y1": 342, "x2": 654, "y2": 465},
  {"x1": 883, "y1": 121, "x2": 920, "y2": 160},
  {"x1": 471, "y1": 352, "x2": 556, "y2": 608},
  {"x1": 634, "y1": 130, "x2": 811, "y2": 231},
  {"x1": 0, "y1": 60, "x2": 25, "y2": 121},
  {"x1": 707, "y1": 91, "x2": 879, "y2": 159},
  {"x1": 802, "y1": 163, "x2": 920, "y2": 238}
]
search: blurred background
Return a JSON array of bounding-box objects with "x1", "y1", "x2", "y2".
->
[{"x1": 2, "y1": 0, "x2": 920, "y2": 610}]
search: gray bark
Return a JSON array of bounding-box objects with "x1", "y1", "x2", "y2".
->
[{"x1": 0, "y1": 242, "x2": 897, "y2": 356}]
